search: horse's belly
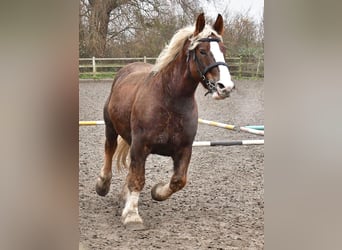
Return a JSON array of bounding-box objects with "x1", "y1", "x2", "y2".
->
[
  {"x1": 149, "y1": 131, "x2": 196, "y2": 156},
  {"x1": 150, "y1": 144, "x2": 174, "y2": 156}
]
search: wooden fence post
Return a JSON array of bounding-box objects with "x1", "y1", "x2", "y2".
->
[
  {"x1": 256, "y1": 56, "x2": 261, "y2": 77},
  {"x1": 143, "y1": 56, "x2": 146, "y2": 63},
  {"x1": 239, "y1": 56, "x2": 242, "y2": 78},
  {"x1": 92, "y1": 56, "x2": 96, "y2": 78}
]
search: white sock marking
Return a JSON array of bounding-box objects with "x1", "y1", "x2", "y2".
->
[{"x1": 122, "y1": 191, "x2": 140, "y2": 220}]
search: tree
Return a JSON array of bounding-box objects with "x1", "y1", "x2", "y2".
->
[
  {"x1": 80, "y1": 0, "x2": 131, "y2": 57},
  {"x1": 79, "y1": 0, "x2": 201, "y2": 57},
  {"x1": 219, "y1": 12, "x2": 261, "y2": 58},
  {"x1": 79, "y1": 0, "x2": 264, "y2": 61}
]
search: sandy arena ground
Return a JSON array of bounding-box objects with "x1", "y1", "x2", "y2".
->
[{"x1": 79, "y1": 79, "x2": 264, "y2": 249}]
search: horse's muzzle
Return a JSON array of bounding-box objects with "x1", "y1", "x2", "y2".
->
[{"x1": 213, "y1": 81, "x2": 234, "y2": 99}]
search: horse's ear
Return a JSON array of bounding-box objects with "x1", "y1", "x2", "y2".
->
[
  {"x1": 213, "y1": 14, "x2": 224, "y2": 35},
  {"x1": 194, "y1": 13, "x2": 205, "y2": 36}
]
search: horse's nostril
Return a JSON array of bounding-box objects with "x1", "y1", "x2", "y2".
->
[{"x1": 217, "y1": 83, "x2": 225, "y2": 90}]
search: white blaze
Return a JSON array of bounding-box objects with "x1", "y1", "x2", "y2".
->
[{"x1": 209, "y1": 42, "x2": 234, "y2": 90}]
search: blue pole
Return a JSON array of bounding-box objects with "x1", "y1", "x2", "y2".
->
[{"x1": 245, "y1": 125, "x2": 264, "y2": 130}]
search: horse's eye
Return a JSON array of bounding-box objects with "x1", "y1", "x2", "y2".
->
[{"x1": 199, "y1": 49, "x2": 207, "y2": 55}]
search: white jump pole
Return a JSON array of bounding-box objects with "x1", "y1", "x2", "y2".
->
[{"x1": 192, "y1": 139, "x2": 264, "y2": 147}]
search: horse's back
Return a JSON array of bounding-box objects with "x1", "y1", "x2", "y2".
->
[
  {"x1": 113, "y1": 62, "x2": 152, "y2": 87},
  {"x1": 110, "y1": 62, "x2": 153, "y2": 96}
]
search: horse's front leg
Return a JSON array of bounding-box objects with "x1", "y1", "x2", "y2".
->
[
  {"x1": 151, "y1": 146, "x2": 192, "y2": 201},
  {"x1": 121, "y1": 141, "x2": 149, "y2": 230}
]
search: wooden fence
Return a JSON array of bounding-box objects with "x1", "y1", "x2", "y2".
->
[{"x1": 79, "y1": 56, "x2": 263, "y2": 79}]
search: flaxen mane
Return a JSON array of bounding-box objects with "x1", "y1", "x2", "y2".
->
[{"x1": 152, "y1": 25, "x2": 222, "y2": 73}]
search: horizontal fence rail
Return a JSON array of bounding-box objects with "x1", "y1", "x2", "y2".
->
[{"x1": 79, "y1": 56, "x2": 264, "y2": 79}]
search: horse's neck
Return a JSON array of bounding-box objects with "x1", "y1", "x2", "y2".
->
[
  {"x1": 155, "y1": 56, "x2": 198, "y2": 114},
  {"x1": 161, "y1": 55, "x2": 198, "y2": 98}
]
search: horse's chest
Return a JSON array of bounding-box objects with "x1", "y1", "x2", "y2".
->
[
  {"x1": 133, "y1": 104, "x2": 198, "y2": 155},
  {"x1": 155, "y1": 114, "x2": 196, "y2": 145}
]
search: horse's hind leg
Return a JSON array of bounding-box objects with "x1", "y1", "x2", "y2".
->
[
  {"x1": 151, "y1": 147, "x2": 192, "y2": 201},
  {"x1": 95, "y1": 119, "x2": 118, "y2": 196}
]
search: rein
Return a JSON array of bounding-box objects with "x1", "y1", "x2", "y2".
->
[{"x1": 187, "y1": 37, "x2": 229, "y2": 96}]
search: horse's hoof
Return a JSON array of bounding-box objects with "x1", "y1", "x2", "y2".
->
[
  {"x1": 95, "y1": 177, "x2": 111, "y2": 196},
  {"x1": 124, "y1": 221, "x2": 146, "y2": 231},
  {"x1": 151, "y1": 182, "x2": 168, "y2": 201},
  {"x1": 122, "y1": 212, "x2": 144, "y2": 230}
]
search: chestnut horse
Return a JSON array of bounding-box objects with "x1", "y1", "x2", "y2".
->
[{"x1": 95, "y1": 13, "x2": 234, "y2": 229}]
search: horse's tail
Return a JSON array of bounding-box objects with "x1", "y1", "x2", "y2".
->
[{"x1": 115, "y1": 136, "x2": 130, "y2": 172}]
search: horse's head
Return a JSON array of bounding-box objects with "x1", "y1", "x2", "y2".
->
[{"x1": 188, "y1": 13, "x2": 234, "y2": 100}]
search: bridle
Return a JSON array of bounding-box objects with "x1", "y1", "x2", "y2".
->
[{"x1": 187, "y1": 37, "x2": 230, "y2": 95}]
